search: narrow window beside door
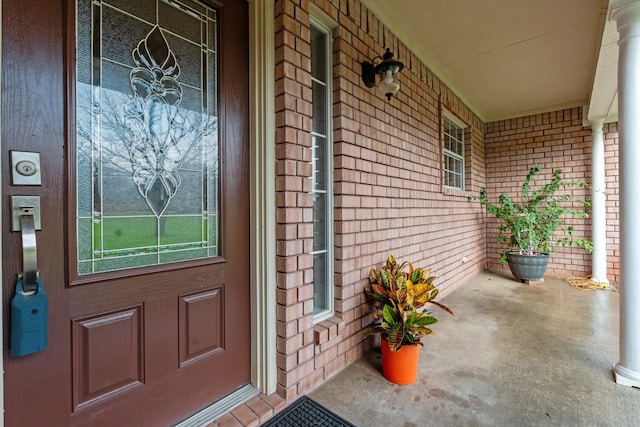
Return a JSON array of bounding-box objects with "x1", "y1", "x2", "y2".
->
[{"x1": 310, "y1": 20, "x2": 333, "y2": 321}]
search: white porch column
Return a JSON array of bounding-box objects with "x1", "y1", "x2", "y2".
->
[
  {"x1": 612, "y1": 0, "x2": 640, "y2": 388},
  {"x1": 590, "y1": 118, "x2": 609, "y2": 284}
]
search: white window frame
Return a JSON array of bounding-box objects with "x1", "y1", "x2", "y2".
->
[
  {"x1": 443, "y1": 110, "x2": 466, "y2": 190},
  {"x1": 310, "y1": 18, "x2": 333, "y2": 322}
]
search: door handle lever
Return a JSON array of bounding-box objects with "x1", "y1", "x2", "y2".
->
[
  {"x1": 11, "y1": 196, "x2": 41, "y2": 294},
  {"x1": 20, "y1": 214, "x2": 38, "y2": 294}
]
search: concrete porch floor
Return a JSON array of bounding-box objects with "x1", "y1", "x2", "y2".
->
[{"x1": 307, "y1": 270, "x2": 640, "y2": 426}]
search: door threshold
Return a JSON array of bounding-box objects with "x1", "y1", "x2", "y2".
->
[{"x1": 174, "y1": 384, "x2": 259, "y2": 427}]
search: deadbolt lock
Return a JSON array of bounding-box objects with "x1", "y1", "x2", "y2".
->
[
  {"x1": 10, "y1": 151, "x2": 41, "y2": 186},
  {"x1": 16, "y1": 160, "x2": 38, "y2": 176}
]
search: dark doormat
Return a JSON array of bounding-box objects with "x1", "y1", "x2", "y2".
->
[{"x1": 261, "y1": 396, "x2": 356, "y2": 427}]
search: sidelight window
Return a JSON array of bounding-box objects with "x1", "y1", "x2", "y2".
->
[{"x1": 310, "y1": 19, "x2": 333, "y2": 321}]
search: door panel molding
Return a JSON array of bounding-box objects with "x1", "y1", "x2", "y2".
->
[
  {"x1": 179, "y1": 287, "x2": 224, "y2": 366},
  {"x1": 72, "y1": 306, "x2": 144, "y2": 411}
]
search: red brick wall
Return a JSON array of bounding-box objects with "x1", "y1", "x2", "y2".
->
[
  {"x1": 604, "y1": 122, "x2": 620, "y2": 283},
  {"x1": 273, "y1": 0, "x2": 622, "y2": 404},
  {"x1": 274, "y1": 0, "x2": 486, "y2": 401},
  {"x1": 483, "y1": 109, "x2": 620, "y2": 283}
]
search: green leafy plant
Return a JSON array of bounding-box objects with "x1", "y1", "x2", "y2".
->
[
  {"x1": 469, "y1": 165, "x2": 593, "y2": 264},
  {"x1": 365, "y1": 254, "x2": 453, "y2": 352}
]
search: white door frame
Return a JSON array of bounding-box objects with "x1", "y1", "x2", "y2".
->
[
  {"x1": 0, "y1": 0, "x2": 5, "y2": 423},
  {"x1": 249, "y1": 0, "x2": 277, "y2": 394}
]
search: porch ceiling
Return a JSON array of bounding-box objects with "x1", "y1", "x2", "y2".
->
[{"x1": 360, "y1": 0, "x2": 617, "y2": 123}]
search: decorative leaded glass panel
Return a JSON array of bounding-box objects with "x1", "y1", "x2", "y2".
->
[{"x1": 76, "y1": 0, "x2": 219, "y2": 274}]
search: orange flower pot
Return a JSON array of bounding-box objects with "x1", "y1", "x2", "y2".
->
[{"x1": 381, "y1": 338, "x2": 421, "y2": 385}]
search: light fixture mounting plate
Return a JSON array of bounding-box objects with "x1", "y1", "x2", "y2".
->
[{"x1": 361, "y1": 61, "x2": 376, "y2": 88}]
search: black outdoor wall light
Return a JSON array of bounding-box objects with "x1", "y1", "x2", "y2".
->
[{"x1": 361, "y1": 48, "x2": 404, "y2": 101}]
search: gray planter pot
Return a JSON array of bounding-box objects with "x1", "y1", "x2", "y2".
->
[{"x1": 505, "y1": 251, "x2": 550, "y2": 282}]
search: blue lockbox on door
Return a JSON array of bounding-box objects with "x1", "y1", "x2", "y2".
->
[{"x1": 10, "y1": 277, "x2": 48, "y2": 357}]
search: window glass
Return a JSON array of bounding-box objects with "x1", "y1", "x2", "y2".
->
[
  {"x1": 443, "y1": 114, "x2": 465, "y2": 190},
  {"x1": 76, "y1": 0, "x2": 219, "y2": 274},
  {"x1": 310, "y1": 20, "x2": 333, "y2": 320}
]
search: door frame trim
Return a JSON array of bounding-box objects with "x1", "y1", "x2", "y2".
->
[
  {"x1": 174, "y1": 384, "x2": 259, "y2": 426},
  {"x1": 249, "y1": 0, "x2": 277, "y2": 395},
  {"x1": 0, "y1": 0, "x2": 5, "y2": 419}
]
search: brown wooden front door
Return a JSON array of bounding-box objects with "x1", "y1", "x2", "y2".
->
[{"x1": 2, "y1": 1, "x2": 250, "y2": 425}]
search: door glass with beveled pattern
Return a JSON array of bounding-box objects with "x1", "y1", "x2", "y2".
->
[{"x1": 76, "y1": 0, "x2": 219, "y2": 274}]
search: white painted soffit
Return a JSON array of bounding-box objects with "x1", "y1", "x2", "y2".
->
[
  {"x1": 588, "y1": 0, "x2": 623, "y2": 123},
  {"x1": 360, "y1": 0, "x2": 609, "y2": 123}
]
